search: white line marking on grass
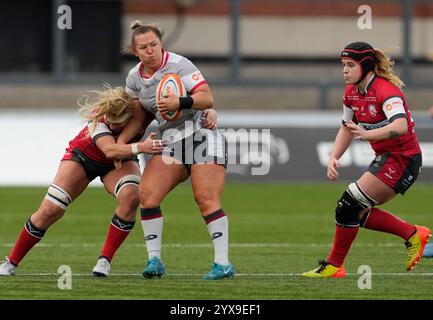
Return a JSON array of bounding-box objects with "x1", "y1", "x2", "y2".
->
[
  {"x1": 12, "y1": 272, "x2": 433, "y2": 277},
  {"x1": 0, "y1": 243, "x2": 405, "y2": 248}
]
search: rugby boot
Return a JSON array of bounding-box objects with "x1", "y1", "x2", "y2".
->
[
  {"x1": 142, "y1": 256, "x2": 165, "y2": 278},
  {"x1": 302, "y1": 260, "x2": 346, "y2": 278},
  {"x1": 0, "y1": 257, "x2": 16, "y2": 276},
  {"x1": 405, "y1": 225, "x2": 431, "y2": 271},
  {"x1": 92, "y1": 257, "x2": 110, "y2": 277},
  {"x1": 202, "y1": 263, "x2": 235, "y2": 280}
]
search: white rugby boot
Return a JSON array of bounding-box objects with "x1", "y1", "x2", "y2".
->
[
  {"x1": 0, "y1": 257, "x2": 16, "y2": 276},
  {"x1": 92, "y1": 257, "x2": 110, "y2": 277}
]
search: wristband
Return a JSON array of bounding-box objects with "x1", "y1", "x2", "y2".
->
[
  {"x1": 131, "y1": 143, "x2": 140, "y2": 155},
  {"x1": 179, "y1": 96, "x2": 194, "y2": 109}
]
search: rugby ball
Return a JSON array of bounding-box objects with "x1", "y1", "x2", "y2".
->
[{"x1": 156, "y1": 73, "x2": 185, "y2": 121}]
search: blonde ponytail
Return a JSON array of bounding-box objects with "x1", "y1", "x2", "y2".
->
[
  {"x1": 374, "y1": 48, "x2": 405, "y2": 88},
  {"x1": 78, "y1": 84, "x2": 134, "y2": 134}
]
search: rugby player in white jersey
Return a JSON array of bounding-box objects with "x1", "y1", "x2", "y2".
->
[{"x1": 117, "y1": 21, "x2": 235, "y2": 280}]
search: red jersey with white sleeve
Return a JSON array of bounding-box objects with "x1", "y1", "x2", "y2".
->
[
  {"x1": 342, "y1": 76, "x2": 421, "y2": 155},
  {"x1": 62, "y1": 118, "x2": 147, "y2": 164}
]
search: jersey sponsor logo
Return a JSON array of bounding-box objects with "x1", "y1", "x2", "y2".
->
[
  {"x1": 347, "y1": 95, "x2": 359, "y2": 101},
  {"x1": 191, "y1": 72, "x2": 202, "y2": 81}
]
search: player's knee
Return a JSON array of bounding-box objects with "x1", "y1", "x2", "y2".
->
[
  {"x1": 114, "y1": 175, "x2": 140, "y2": 199},
  {"x1": 139, "y1": 182, "x2": 153, "y2": 203},
  {"x1": 335, "y1": 182, "x2": 377, "y2": 227},
  {"x1": 36, "y1": 202, "x2": 65, "y2": 224},
  {"x1": 117, "y1": 188, "x2": 140, "y2": 212},
  {"x1": 139, "y1": 191, "x2": 161, "y2": 209},
  {"x1": 139, "y1": 186, "x2": 160, "y2": 208}
]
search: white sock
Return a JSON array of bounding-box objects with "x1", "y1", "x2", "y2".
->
[
  {"x1": 206, "y1": 215, "x2": 229, "y2": 265},
  {"x1": 141, "y1": 216, "x2": 163, "y2": 260}
]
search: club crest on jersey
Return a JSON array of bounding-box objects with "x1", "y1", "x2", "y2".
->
[{"x1": 368, "y1": 105, "x2": 377, "y2": 117}]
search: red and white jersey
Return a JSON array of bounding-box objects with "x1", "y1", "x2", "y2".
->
[
  {"x1": 342, "y1": 75, "x2": 421, "y2": 155},
  {"x1": 64, "y1": 119, "x2": 145, "y2": 164}
]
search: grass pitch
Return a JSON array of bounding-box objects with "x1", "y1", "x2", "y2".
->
[{"x1": 0, "y1": 183, "x2": 433, "y2": 300}]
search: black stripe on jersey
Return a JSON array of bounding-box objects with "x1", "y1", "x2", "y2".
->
[
  {"x1": 389, "y1": 113, "x2": 407, "y2": 123},
  {"x1": 342, "y1": 118, "x2": 357, "y2": 126},
  {"x1": 365, "y1": 75, "x2": 377, "y2": 92},
  {"x1": 92, "y1": 132, "x2": 112, "y2": 144},
  {"x1": 353, "y1": 118, "x2": 386, "y2": 124}
]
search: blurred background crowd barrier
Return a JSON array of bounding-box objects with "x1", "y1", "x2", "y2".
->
[
  {"x1": 1, "y1": 0, "x2": 433, "y2": 110},
  {"x1": 0, "y1": 0, "x2": 432, "y2": 184}
]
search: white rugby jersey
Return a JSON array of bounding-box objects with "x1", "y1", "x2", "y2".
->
[{"x1": 125, "y1": 50, "x2": 207, "y2": 143}]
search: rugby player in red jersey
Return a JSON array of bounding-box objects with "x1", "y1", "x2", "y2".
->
[
  {"x1": 303, "y1": 42, "x2": 430, "y2": 278},
  {"x1": 0, "y1": 87, "x2": 166, "y2": 277}
]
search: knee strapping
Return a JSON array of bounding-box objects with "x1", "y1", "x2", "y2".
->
[
  {"x1": 347, "y1": 182, "x2": 377, "y2": 208},
  {"x1": 335, "y1": 183, "x2": 377, "y2": 227},
  {"x1": 45, "y1": 184, "x2": 72, "y2": 210},
  {"x1": 114, "y1": 175, "x2": 140, "y2": 198}
]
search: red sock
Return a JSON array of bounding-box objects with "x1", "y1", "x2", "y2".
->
[
  {"x1": 9, "y1": 227, "x2": 43, "y2": 266},
  {"x1": 327, "y1": 225, "x2": 359, "y2": 267},
  {"x1": 100, "y1": 215, "x2": 135, "y2": 262},
  {"x1": 362, "y1": 208, "x2": 416, "y2": 240}
]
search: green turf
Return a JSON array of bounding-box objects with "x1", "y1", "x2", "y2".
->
[{"x1": 0, "y1": 182, "x2": 433, "y2": 300}]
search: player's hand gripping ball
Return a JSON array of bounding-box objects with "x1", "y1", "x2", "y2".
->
[{"x1": 156, "y1": 73, "x2": 185, "y2": 121}]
